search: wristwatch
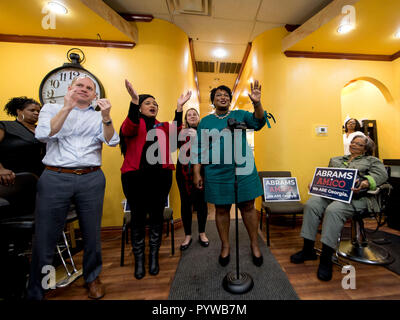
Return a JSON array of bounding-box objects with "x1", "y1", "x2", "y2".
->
[{"x1": 102, "y1": 119, "x2": 112, "y2": 126}]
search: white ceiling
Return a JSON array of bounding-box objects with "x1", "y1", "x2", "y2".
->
[
  {"x1": 103, "y1": 0, "x2": 332, "y2": 110},
  {"x1": 104, "y1": 0, "x2": 332, "y2": 59}
]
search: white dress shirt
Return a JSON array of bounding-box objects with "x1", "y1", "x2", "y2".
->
[{"x1": 36, "y1": 103, "x2": 120, "y2": 167}]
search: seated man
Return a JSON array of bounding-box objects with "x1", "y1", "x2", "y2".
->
[{"x1": 290, "y1": 135, "x2": 388, "y2": 281}]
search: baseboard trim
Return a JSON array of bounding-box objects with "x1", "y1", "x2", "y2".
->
[{"x1": 101, "y1": 218, "x2": 183, "y2": 232}]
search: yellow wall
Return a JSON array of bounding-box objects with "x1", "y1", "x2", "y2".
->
[
  {"x1": 0, "y1": 19, "x2": 199, "y2": 226},
  {"x1": 233, "y1": 27, "x2": 399, "y2": 207},
  {"x1": 341, "y1": 80, "x2": 400, "y2": 159}
]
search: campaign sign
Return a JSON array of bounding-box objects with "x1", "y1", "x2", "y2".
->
[
  {"x1": 309, "y1": 167, "x2": 358, "y2": 203},
  {"x1": 263, "y1": 177, "x2": 301, "y2": 202}
]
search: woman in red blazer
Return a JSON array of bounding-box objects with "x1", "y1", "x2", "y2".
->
[{"x1": 120, "y1": 80, "x2": 191, "y2": 279}]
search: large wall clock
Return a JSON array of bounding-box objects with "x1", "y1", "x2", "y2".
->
[{"x1": 39, "y1": 48, "x2": 105, "y2": 106}]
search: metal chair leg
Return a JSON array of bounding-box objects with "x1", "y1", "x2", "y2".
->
[
  {"x1": 62, "y1": 231, "x2": 78, "y2": 273},
  {"x1": 121, "y1": 222, "x2": 126, "y2": 267},
  {"x1": 266, "y1": 212, "x2": 270, "y2": 247},
  {"x1": 171, "y1": 219, "x2": 175, "y2": 256},
  {"x1": 166, "y1": 219, "x2": 170, "y2": 237},
  {"x1": 56, "y1": 231, "x2": 83, "y2": 288},
  {"x1": 56, "y1": 244, "x2": 72, "y2": 277},
  {"x1": 292, "y1": 213, "x2": 296, "y2": 228},
  {"x1": 259, "y1": 208, "x2": 263, "y2": 231}
]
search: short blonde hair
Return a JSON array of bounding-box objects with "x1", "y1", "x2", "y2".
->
[{"x1": 70, "y1": 76, "x2": 97, "y2": 91}]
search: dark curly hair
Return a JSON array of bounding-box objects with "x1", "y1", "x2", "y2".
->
[
  {"x1": 4, "y1": 97, "x2": 41, "y2": 117},
  {"x1": 210, "y1": 85, "x2": 232, "y2": 104},
  {"x1": 344, "y1": 118, "x2": 362, "y2": 133}
]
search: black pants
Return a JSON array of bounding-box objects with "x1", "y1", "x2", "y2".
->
[
  {"x1": 27, "y1": 169, "x2": 106, "y2": 300},
  {"x1": 121, "y1": 168, "x2": 172, "y2": 243},
  {"x1": 176, "y1": 168, "x2": 208, "y2": 236}
]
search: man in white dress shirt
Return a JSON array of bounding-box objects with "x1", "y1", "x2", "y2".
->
[{"x1": 27, "y1": 76, "x2": 119, "y2": 300}]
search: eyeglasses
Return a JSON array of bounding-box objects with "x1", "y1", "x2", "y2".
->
[{"x1": 350, "y1": 141, "x2": 366, "y2": 147}]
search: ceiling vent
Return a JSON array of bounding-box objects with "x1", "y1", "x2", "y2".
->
[
  {"x1": 169, "y1": 0, "x2": 210, "y2": 16},
  {"x1": 219, "y1": 62, "x2": 241, "y2": 74},
  {"x1": 196, "y1": 61, "x2": 241, "y2": 73},
  {"x1": 196, "y1": 61, "x2": 215, "y2": 73}
]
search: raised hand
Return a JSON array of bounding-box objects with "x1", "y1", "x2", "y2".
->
[
  {"x1": 177, "y1": 90, "x2": 192, "y2": 112},
  {"x1": 125, "y1": 79, "x2": 139, "y2": 104},
  {"x1": 248, "y1": 80, "x2": 261, "y2": 104},
  {"x1": 64, "y1": 87, "x2": 79, "y2": 110},
  {"x1": 96, "y1": 98, "x2": 112, "y2": 120}
]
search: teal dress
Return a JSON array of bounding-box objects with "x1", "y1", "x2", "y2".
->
[{"x1": 195, "y1": 110, "x2": 268, "y2": 205}]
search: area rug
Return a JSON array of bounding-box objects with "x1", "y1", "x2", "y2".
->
[{"x1": 168, "y1": 220, "x2": 299, "y2": 300}]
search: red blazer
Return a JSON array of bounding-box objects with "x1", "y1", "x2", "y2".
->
[{"x1": 120, "y1": 117, "x2": 181, "y2": 173}]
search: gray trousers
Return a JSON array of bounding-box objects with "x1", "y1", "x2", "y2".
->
[
  {"x1": 300, "y1": 196, "x2": 368, "y2": 249},
  {"x1": 27, "y1": 169, "x2": 105, "y2": 300}
]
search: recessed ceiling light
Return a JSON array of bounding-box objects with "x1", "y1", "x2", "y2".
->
[
  {"x1": 212, "y1": 48, "x2": 227, "y2": 59},
  {"x1": 395, "y1": 29, "x2": 400, "y2": 39},
  {"x1": 48, "y1": 1, "x2": 68, "y2": 15}
]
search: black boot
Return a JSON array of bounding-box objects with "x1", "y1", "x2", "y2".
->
[
  {"x1": 317, "y1": 243, "x2": 334, "y2": 281},
  {"x1": 290, "y1": 238, "x2": 318, "y2": 264},
  {"x1": 149, "y1": 224, "x2": 162, "y2": 276},
  {"x1": 131, "y1": 227, "x2": 145, "y2": 280}
]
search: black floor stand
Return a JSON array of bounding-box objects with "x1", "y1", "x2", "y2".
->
[{"x1": 222, "y1": 119, "x2": 254, "y2": 294}]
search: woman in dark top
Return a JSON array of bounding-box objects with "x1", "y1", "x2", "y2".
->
[
  {"x1": 0, "y1": 97, "x2": 45, "y2": 186},
  {"x1": 177, "y1": 108, "x2": 209, "y2": 250},
  {"x1": 120, "y1": 80, "x2": 191, "y2": 279}
]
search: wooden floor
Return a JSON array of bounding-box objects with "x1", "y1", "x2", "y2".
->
[{"x1": 46, "y1": 208, "x2": 400, "y2": 300}]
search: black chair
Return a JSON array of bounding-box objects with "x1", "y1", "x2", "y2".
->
[
  {"x1": 0, "y1": 172, "x2": 82, "y2": 296},
  {"x1": 337, "y1": 183, "x2": 395, "y2": 265},
  {"x1": 120, "y1": 199, "x2": 175, "y2": 267},
  {"x1": 258, "y1": 171, "x2": 304, "y2": 246}
]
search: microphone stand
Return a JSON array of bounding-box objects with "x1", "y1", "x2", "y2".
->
[{"x1": 222, "y1": 118, "x2": 254, "y2": 294}]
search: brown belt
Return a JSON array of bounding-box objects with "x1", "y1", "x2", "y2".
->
[{"x1": 45, "y1": 165, "x2": 101, "y2": 175}]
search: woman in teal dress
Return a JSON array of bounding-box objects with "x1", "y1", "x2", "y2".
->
[{"x1": 193, "y1": 81, "x2": 270, "y2": 267}]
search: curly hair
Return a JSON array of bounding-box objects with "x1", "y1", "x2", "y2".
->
[
  {"x1": 344, "y1": 118, "x2": 362, "y2": 133},
  {"x1": 4, "y1": 97, "x2": 40, "y2": 117},
  {"x1": 210, "y1": 85, "x2": 232, "y2": 104}
]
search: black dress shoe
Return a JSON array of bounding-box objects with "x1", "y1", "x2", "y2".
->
[
  {"x1": 218, "y1": 254, "x2": 230, "y2": 267},
  {"x1": 252, "y1": 253, "x2": 263, "y2": 267},
  {"x1": 180, "y1": 238, "x2": 192, "y2": 251},
  {"x1": 290, "y1": 249, "x2": 318, "y2": 264},
  {"x1": 198, "y1": 236, "x2": 209, "y2": 247}
]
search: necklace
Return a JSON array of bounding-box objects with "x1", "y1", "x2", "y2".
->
[{"x1": 214, "y1": 109, "x2": 231, "y2": 120}]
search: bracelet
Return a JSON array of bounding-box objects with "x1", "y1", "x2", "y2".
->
[
  {"x1": 252, "y1": 101, "x2": 261, "y2": 107},
  {"x1": 102, "y1": 119, "x2": 112, "y2": 126}
]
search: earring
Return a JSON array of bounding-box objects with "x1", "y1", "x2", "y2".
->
[{"x1": 17, "y1": 114, "x2": 25, "y2": 122}]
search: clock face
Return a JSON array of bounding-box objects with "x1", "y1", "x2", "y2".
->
[{"x1": 40, "y1": 67, "x2": 103, "y2": 105}]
